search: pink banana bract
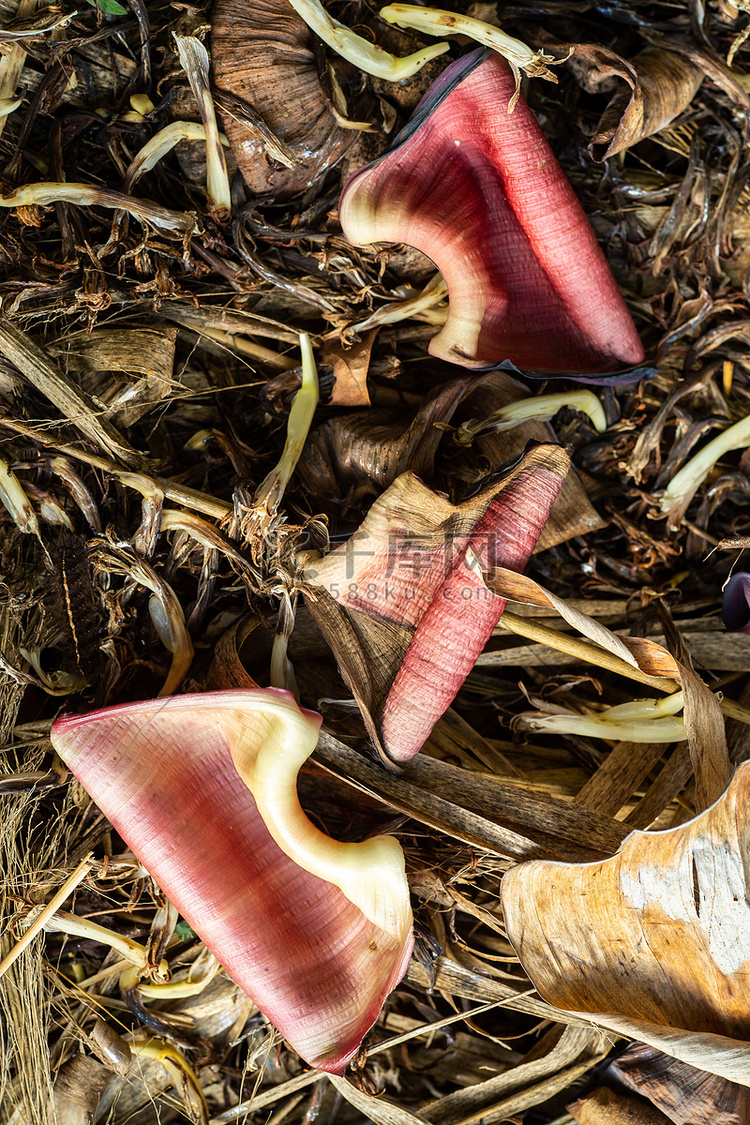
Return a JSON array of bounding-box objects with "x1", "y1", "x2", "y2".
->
[
  {"x1": 340, "y1": 49, "x2": 644, "y2": 373},
  {"x1": 51, "y1": 689, "x2": 413, "y2": 1073},
  {"x1": 306, "y1": 444, "x2": 570, "y2": 763}
]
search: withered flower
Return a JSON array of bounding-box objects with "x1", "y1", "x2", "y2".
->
[
  {"x1": 304, "y1": 443, "x2": 569, "y2": 764},
  {"x1": 340, "y1": 49, "x2": 645, "y2": 374},
  {"x1": 51, "y1": 689, "x2": 413, "y2": 1073}
]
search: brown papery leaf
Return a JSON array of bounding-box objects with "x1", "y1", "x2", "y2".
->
[
  {"x1": 567, "y1": 45, "x2": 703, "y2": 161},
  {"x1": 211, "y1": 0, "x2": 355, "y2": 198},
  {"x1": 568, "y1": 1085, "x2": 673, "y2": 1124},
  {"x1": 608, "y1": 1041, "x2": 750, "y2": 1124},
  {"x1": 299, "y1": 375, "x2": 478, "y2": 502},
  {"x1": 501, "y1": 763, "x2": 750, "y2": 1086},
  {"x1": 322, "y1": 331, "x2": 377, "y2": 407}
]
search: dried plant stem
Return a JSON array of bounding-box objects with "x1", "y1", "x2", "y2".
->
[
  {"x1": 47, "y1": 911, "x2": 168, "y2": 976},
  {"x1": 193, "y1": 326, "x2": 298, "y2": 369},
  {"x1": 496, "y1": 612, "x2": 750, "y2": 727},
  {"x1": 0, "y1": 319, "x2": 139, "y2": 466},
  {"x1": 0, "y1": 854, "x2": 92, "y2": 982},
  {"x1": 0, "y1": 416, "x2": 232, "y2": 519},
  {"x1": 497, "y1": 612, "x2": 675, "y2": 691}
]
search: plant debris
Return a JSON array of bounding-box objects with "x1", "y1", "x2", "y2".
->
[{"x1": 2, "y1": 0, "x2": 750, "y2": 1122}]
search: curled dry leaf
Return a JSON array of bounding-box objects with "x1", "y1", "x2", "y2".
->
[
  {"x1": 211, "y1": 0, "x2": 355, "y2": 198},
  {"x1": 607, "y1": 1041, "x2": 750, "y2": 1125},
  {"x1": 340, "y1": 49, "x2": 644, "y2": 373},
  {"x1": 304, "y1": 443, "x2": 569, "y2": 764},
  {"x1": 501, "y1": 763, "x2": 750, "y2": 1086},
  {"x1": 50, "y1": 690, "x2": 413, "y2": 1073},
  {"x1": 299, "y1": 374, "x2": 479, "y2": 503},
  {"x1": 567, "y1": 45, "x2": 704, "y2": 161}
]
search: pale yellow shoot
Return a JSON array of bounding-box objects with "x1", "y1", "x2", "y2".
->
[
  {"x1": 457, "y1": 390, "x2": 607, "y2": 445},
  {"x1": 124, "y1": 121, "x2": 230, "y2": 193},
  {"x1": 0, "y1": 453, "x2": 40, "y2": 536},
  {"x1": 379, "y1": 5, "x2": 557, "y2": 94},
  {"x1": 45, "y1": 910, "x2": 170, "y2": 980},
  {"x1": 254, "y1": 333, "x2": 320, "y2": 514},
  {"x1": 659, "y1": 412, "x2": 750, "y2": 520},
  {"x1": 227, "y1": 692, "x2": 411, "y2": 939},
  {"x1": 173, "y1": 34, "x2": 231, "y2": 216},
  {"x1": 286, "y1": 0, "x2": 449, "y2": 80}
]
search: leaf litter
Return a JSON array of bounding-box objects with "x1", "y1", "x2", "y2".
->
[{"x1": 1, "y1": 0, "x2": 750, "y2": 1122}]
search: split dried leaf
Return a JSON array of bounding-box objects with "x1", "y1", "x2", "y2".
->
[
  {"x1": 567, "y1": 44, "x2": 704, "y2": 161},
  {"x1": 502, "y1": 763, "x2": 750, "y2": 1086}
]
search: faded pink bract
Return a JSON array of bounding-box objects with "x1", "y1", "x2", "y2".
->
[
  {"x1": 340, "y1": 50, "x2": 644, "y2": 373},
  {"x1": 305, "y1": 445, "x2": 570, "y2": 764},
  {"x1": 381, "y1": 464, "x2": 564, "y2": 760}
]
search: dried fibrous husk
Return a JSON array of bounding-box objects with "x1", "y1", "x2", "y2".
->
[
  {"x1": 566, "y1": 45, "x2": 704, "y2": 161},
  {"x1": 51, "y1": 327, "x2": 178, "y2": 428},
  {"x1": 607, "y1": 1042, "x2": 750, "y2": 1124},
  {"x1": 211, "y1": 0, "x2": 355, "y2": 198},
  {"x1": 501, "y1": 763, "x2": 750, "y2": 1086},
  {"x1": 0, "y1": 320, "x2": 140, "y2": 467},
  {"x1": 304, "y1": 443, "x2": 569, "y2": 763}
]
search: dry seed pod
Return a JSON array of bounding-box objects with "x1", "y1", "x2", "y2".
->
[{"x1": 211, "y1": 0, "x2": 355, "y2": 198}]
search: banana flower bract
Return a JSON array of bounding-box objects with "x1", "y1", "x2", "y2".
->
[{"x1": 51, "y1": 689, "x2": 413, "y2": 1073}]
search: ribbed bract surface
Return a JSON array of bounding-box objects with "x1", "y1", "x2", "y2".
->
[
  {"x1": 341, "y1": 50, "x2": 644, "y2": 373},
  {"x1": 52, "y1": 692, "x2": 413, "y2": 1073}
]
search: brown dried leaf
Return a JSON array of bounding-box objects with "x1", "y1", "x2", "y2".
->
[
  {"x1": 299, "y1": 375, "x2": 478, "y2": 501},
  {"x1": 52, "y1": 328, "x2": 177, "y2": 428},
  {"x1": 211, "y1": 0, "x2": 355, "y2": 198},
  {"x1": 424, "y1": 1024, "x2": 608, "y2": 1125},
  {"x1": 568, "y1": 1085, "x2": 674, "y2": 1124},
  {"x1": 567, "y1": 45, "x2": 703, "y2": 161},
  {"x1": 322, "y1": 330, "x2": 376, "y2": 407},
  {"x1": 502, "y1": 763, "x2": 750, "y2": 1086},
  {"x1": 608, "y1": 1042, "x2": 750, "y2": 1125}
]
